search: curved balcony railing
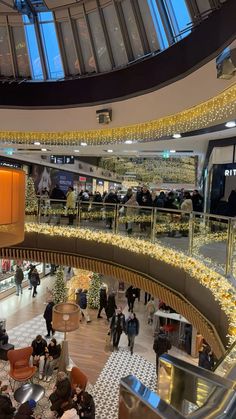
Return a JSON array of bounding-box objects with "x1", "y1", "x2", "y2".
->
[{"x1": 26, "y1": 198, "x2": 236, "y2": 278}]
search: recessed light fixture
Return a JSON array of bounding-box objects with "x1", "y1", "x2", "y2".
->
[
  {"x1": 107, "y1": 149, "x2": 113, "y2": 153},
  {"x1": 81, "y1": 142, "x2": 87, "y2": 146},
  {"x1": 225, "y1": 121, "x2": 236, "y2": 128},
  {"x1": 172, "y1": 133, "x2": 181, "y2": 139},
  {"x1": 125, "y1": 140, "x2": 133, "y2": 144},
  {"x1": 74, "y1": 149, "x2": 80, "y2": 152},
  {"x1": 170, "y1": 150, "x2": 176, "y2": 153},
  {"x1": 41, "y1": 148, "x2": 47, "y2": 152},
  {"x1": 34, "y1": 141, "x2": 41, "y2": 145}
]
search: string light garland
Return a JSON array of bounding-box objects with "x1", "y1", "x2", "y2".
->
[
  {"x1": 25, "y1": 222, "x2": 236, "y2": 345},
  {"x1": 1, "y1": 83, "x2": 236, "y2": 146}
]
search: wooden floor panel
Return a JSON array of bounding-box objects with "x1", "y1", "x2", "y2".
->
[{"x1": 0, "y1": 275, "x2": 111, "y2": 384}]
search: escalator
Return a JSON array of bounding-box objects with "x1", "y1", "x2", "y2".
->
[{"x1": 119, "y1": 343, "x2": 236, "y2": 418}]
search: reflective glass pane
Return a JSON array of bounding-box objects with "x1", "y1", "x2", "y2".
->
[
  {"x1": 23, "y1": 21, "x2": 43, "y2": 79},
  {"x1": 148, "y1": 0, "x2": 169, "y2": 49},
  {"x1": 0, "y1": 26, "x2": 13, "y2": 76},
  {"x1": 40, "y1": 21, "x2": 64, "y2": 79},
  {"x1": 163, "y1": 0, "x2": 191, "y2": 38},
  {"x1": 103, "y1": 4, "x2": 128, "y2": 67},
  {"x1": 38, "y1": 12, "x2": 54, "y2": 22},
  {"x1": 60, "y1": 21, "x2": 79, "y2": 75},
  {"x1": 121, "y1": 0, "x2": 144, "y2": 59},
  {"x1": 12, "y1": 26, "x2": 30, "y2": 77},
  {"x1": 76, "y1": 17, "x2": 96, "y2": 73},
  {"x1": 138, "y1": 0, "x2": 160, "y2": 52},
  {"x1": 88, "y1": 10, "x2": 111, "y2": 72}
]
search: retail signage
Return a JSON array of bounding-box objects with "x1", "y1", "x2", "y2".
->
[
  {"x1": 79, "y1": 176, "x2": 86, "y2": 182},
  {"x1": 224, "y1": 169, "x2": 236, "y2": 176}
]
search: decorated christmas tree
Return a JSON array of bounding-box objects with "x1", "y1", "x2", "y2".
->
[
  {"x1": 53, "y1": 266, "x2": 68, "y2": 304},
  {"x1": 88, "y1": 272, "x2": 102, "y2": 309},
  {"x1": 25, "y1": 176, "x2": 38, "y2": 214}
]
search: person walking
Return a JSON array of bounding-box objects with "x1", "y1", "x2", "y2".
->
[
  {"x1": 30, "y1": 267, "x2": 40, "y2": 298},
  {"x1": 14, "y1": 265, "x2": 24, "y2": 296},
  {"x1": 77, "y1": 289, "x2": 91, "y2": 323},
  {"x1": 105, "y1": 292, "x2": 117, "y2": 322},
  {"x1": 43, "y1": 298, "x2": 55, "y2": 338},
  {"x1": 126, "y1": 312, "x2": 139, "y2": 355},
  {"x1": 146, "y1": 297, "x2": 156, "y2": 325},
  {"x1": 153, "y1": 327, "x2": 171, "y2": 376},
  {"x1": 110, "y1": 307, "x2": 126, "y2": 350},
  {"x1": 97, "y1": 286, "x2": 107, "y2": 318},
  {"x1": 66, "y1": 186, "x2": 76, "y2": 226},
  {"x1": 28, "y1": 263, "x2": 35, "y2": 290},
  {"x1": 125, "y1": 285, "x2": 136, "y2": 312}
]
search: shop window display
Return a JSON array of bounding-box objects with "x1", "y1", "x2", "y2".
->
[{"x1": 0, "y1": 260, "x2": 50, "y2": 295}]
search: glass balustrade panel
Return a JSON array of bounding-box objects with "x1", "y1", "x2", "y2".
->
[
  {"x1": 192, "y1": 214, "x2": 228, "y2": 275},
  {"x1": 154, "y1": 208, "x2": 189, "y2": 255},
  {"x1": 79, "y1": 201, "x2": 116, "y2": 234},
  {"x1": 117, "y1": 204, "x2": 153, "y2": 242}
]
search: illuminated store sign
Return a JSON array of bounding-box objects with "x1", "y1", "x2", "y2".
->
[{"x1": 225, "y1": 169, "x2": 236, "y2": 176}]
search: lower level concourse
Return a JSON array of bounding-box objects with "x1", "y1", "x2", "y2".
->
[{"x1": 0, "y1": 265, "x2": 205, "y2": 419}]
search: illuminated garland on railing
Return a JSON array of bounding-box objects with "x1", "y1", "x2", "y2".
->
[
  {"x1": 2, "y1": 83, "x2": 236, "y2": 145},
  {"x1": 25, "y1": 222, "x2": 236, "y2": 344}
]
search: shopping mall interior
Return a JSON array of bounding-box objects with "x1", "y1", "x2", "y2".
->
[{"x1": 0, "y1": 0, "x2": 236, "y2": 418}]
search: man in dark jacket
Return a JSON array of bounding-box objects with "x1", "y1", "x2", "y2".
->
[
  {"x1": 0, "y1": 325, "x2": 9, "y2": 345},
  {"x1": 14, "y1": 265, "x2": 24, "y2": 296},
  {"x1": 110, "y1": 307, "x2": 126, "y2": 350},
  {"x1": 49, "y1": 184, "x2": 66, "y2": 225},
  {"x1": 126, "y1": 313, "x2": 139, "y2": 355},
  {"x1": 153, "y1": 327, "x2": 171, "y2": 375},
  {"x1": 125, "y1": 285, "x2": 136, "y2": 312},
  {"x1": 49, "y1": 371, "x2": 72, "y2": 416},
  {"x1": 77, "y1": 289, "x2": 91, "y2": 323},
  {"x1": 97, "y1": 286, "x2": 107, "y2": 318},
  {"x1": 105, "y1": 292, "x2": 117, "y2": 321},
  {"x1": 43, "y1": 298, "x2": 55, "y2": 338},
  {"x1": 31, "y1": 335, "x2": 47, "y2": 380},
  {"x1": 192, "y1": 189, "x2": 204, "y2": 213},
  {"x1": 104, "y1": 190, "x2": 120, "y2": 229}
]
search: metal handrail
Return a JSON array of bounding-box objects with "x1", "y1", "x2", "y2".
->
[{"x1": 26, "y1": 198, "x2": 236, "y2": 277}]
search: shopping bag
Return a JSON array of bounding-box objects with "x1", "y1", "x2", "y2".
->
[{"x1": 105, "y1": 332, "x2": 112, "y2": 352}]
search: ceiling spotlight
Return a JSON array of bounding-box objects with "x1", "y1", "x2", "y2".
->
[
  {"x1": 172, "y1": 133, "x2": 181, "y2": 139},
  {"x1": 74, "y1": 149, "x2": 80, "y2": 152},
  {"x1": 34, "y1": 141, "x2": 41, "y2": 145},
  {"x1": 41, "y1": 148, "x2": 47, "y2": 152},
  {"x1": 225, "y1": 121, "x2": 236, "y2": 128},
  {"x1": 125, "y1": 140, "x2": 133, "y2": 144},
  {"x1": 170, "y1": 150, "x2": 176, "y2": 153},
  {"x1": 81, "y1": 142, "x2": 87, "y2": 146},
  {"x1": 107, "y1": 149, "x2": 113, "y2": 153}
]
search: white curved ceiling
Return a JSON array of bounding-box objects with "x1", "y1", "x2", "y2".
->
[{"x1": 0, "y1": 58, "x2": 234, "y2": 133}]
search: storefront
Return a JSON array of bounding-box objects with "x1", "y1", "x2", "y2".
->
[
  {"x1": 205, "y1": 141, "x2": 236, "y2": 214},
  {"x1": 0, "y1": 259, "x2": 51, "y2": 299}
]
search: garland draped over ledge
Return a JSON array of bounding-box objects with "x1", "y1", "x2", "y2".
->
[
  {"x1": 1, "y1": 83, "x2": 236, "y2": 145},
  {"x1": 25, "y1": 223, "x2": 236, "y2": 345}
]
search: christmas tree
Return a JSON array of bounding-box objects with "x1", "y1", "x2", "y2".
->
[
  {"x1": 25, "y1": 176, "x2": 38, "y2": 214},
  {"x1": 53, "y1": 266, "x2": 68, "y2": 304},
  {"x1": 88, "y1": 273, "x2": 102, "y2": 309}
]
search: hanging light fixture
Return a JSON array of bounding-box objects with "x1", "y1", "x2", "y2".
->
[{"x1": 0, "y1": 167, "x2": 25, "y2": 247}]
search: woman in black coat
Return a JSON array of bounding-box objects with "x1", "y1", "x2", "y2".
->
[
  {"x1": 97, "y1": 287, "x2": 107, "y2": 319},
  {"x1": 105, "y1": 292, "x2": 117, "y2": 321},
  {"x1": 49, "y1": 372, "x2": 72, "y2": 416},
  {"x1": 78, "y1": 391, "x2": 95, "y2": 419}
]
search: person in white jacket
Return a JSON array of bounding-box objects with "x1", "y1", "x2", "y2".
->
[{"x1": 180, "y1": 192, "x2": 193, "y2": 213}]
